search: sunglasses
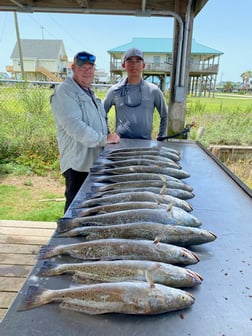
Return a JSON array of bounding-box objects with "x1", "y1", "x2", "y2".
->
[
  {"x1": 122, "y1": 85, "x2": 142, "y2": 108},
  {"x1": 75, "y1": 52, "x2": 96, "y2": 63}
]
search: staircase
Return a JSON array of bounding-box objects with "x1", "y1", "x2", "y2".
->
[{"x1": 36, "y1": 66, "x2": 63, "y2": 82}]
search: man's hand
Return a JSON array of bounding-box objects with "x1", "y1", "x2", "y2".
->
[{"x1": 107, "y1": 132, "x2": 120, "y2": 144}]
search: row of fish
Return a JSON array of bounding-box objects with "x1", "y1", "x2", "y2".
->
[{"x1": 18, "y1": 144, "x2": 217, "y2": 316}]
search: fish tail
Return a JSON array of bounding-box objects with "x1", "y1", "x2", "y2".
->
[
  {"x1": 72, "y1": 272, "x2": 99, "y2": 284},
  {"x1": 17, "y1": 286, "x2": 50, "y2": 311},
  {"x1": 90, "y1": 167, "x2": 106, "y2": 175},
  {"x1": 90, "y1": 185, "x2": 102, "y2": 193},
  {"x1": 36, "y1": 260, "x2": 59, "y2": 276},
  {"x1": 56, "y1": 217, "x2": 77, "y2": 233},
  {"x1": 37, "y1": 245, "x2": 59, "y2": 259}
]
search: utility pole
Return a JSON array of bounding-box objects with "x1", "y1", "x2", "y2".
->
[
  {"x1": 41, "y1": 26, "x2": 44, "y2": 39},
  {"x1": 14, "y1": 11, "x2": 25, "y2": 80}
]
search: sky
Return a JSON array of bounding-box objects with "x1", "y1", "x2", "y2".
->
[{"x1": 0, "y1": 0, "x2": 251, "y2": 83}]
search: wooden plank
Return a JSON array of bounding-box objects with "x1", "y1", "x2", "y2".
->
[
  {"x1": 0, "y1": 220, "x2": 56, "y2": 229},
  {"x1": 0, "y1": 292, "x2": 17, "y2": 307},
  {"x1": 0, "y1": 265, "x2": 32, "y2": 277},
  {"x1": 209, "y1": 145, "x2": 252, "y2": 160},
  {"x1": 0, "y1": 227, "x2": 55, "y2": 237},
  {"x1": 0, "y1": 276, "x2": 26, "y2": 291},
  {"x1": 0, "y1": 234, "x2": 53, "y2": 245},
  {"x1": 0, "y1": 309, "x2": 8, "y2": 321},
  {"x1": 0, "y1": 243, "x2": 41, "y2": 254},
  {"x1": 0, "y1": 220, "x2": 54, "y2": 322},
  {"x1": 0, "y1": 253, "x2": 38, "y2": 265}
]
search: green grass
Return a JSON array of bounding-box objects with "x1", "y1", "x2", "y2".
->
[{"x1": 0, "y1": 183, "x2": 64, "y2": 221}]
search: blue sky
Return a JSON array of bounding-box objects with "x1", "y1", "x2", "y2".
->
[{"x1": 0, "y1": 0, "x2": 251, "y2": 82}]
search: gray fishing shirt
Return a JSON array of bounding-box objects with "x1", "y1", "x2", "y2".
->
[
  {"x1": 103, "y1": 78, "x2": 168, "y2": 139},
  {"x1": 50, "y1": 76, "x2": 108, "y2": 174}
]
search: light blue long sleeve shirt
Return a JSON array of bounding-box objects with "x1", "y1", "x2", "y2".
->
[{"x1": 50, "y1": 77, "x2": 108, "y2": 173}]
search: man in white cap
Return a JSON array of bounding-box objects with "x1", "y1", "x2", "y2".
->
[
  {"x1": 103, "y1": 48, "x2": 168, "y2": 139},
  {"x1": 51, "y1": 51, "x2": 120, "y2": 213}
]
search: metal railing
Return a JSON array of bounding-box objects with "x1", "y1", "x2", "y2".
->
[{"x1": 110, "y1": 62, "x2": 219, "y2": 74}]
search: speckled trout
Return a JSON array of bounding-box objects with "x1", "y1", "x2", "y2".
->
[
  {"x1": 103, "y1": 145, "x2": 181, "y2": 156},
  {"x1": 17, "y1": 282, "x2": 195, "y2": 315},
  {"x1": 90, "y1": 165, "x2": 190, "y2": 179},
  {"x1": 76, "y1": 191, "x2": 193, "y2": 212},
  {"x1": 36, "y1": 259, "x2": 203, "y2": 287},
  {"x1": 91, "y1": 184, "x2": 194, "y2": 200},
  {"x1": 57, "y1": 222, "x2": 216, "y2": 247},
  {"x1": 105, "y1": 154, "x2": 179, "y2": 164},
  {"x1": 76, "y1": 202, "x2": 201, "y2": 227},
  {"x1": 91, "y1": 173, "x2": 193, "y2": 191},
  {"x1": 56, "y1": 207, "x2": 201, "y2": 233},
  {"x1": 38, "y1": 238, "x2": 200, "y2": 265},
  {"x1": 93, "y1": 158, "x2": 181, "y2": 169},
  {"x1": 103, "y1": 147, "x2": 181, "y2": 162}
]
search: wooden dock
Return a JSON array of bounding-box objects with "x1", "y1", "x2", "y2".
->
[
  {"x1": 0, "y1": 220, "x2": 56, "y2": 321},
  {"x1": 208, "y1": 144, "x2": 252, "y2": 160}
]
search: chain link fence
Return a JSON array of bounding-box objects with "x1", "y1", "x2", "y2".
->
[
  {"x1": 0, "y1": 79, "x2": 112, "y2": 175},
  {"x1": 0, "y1": 79, "x2": 54, "y2": 114},
  {"x1": 0, "y1": 79, "x2": 111, "y2": 113}
]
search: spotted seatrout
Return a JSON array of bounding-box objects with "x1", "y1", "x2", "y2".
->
[
  {"x1": 92, "y1": 186, "x2": 194, "y2": 200},
  {"x1": 37, "y1": 259, "x2": 203, "y2": 287},
  {"x1": 57, "y1": 222, "x2": 216, "y2": 247},
  {"x1": 17, "y1": 282, "x2": 195, "y2": 315},
  {"x1": 91, "y1": 180, "x2": 194, "y2": 196},
  {"x1": 104, "y1": 154, "x2": 179, "y2": 164},
  {"x1": 93, "y1": 158, "x2": 181, "y2": 169},
  {"x1": 57, "y1": 207, "x2": 201, "y2": 233},
  {"x1": 104, "y1": 145, "x2": 181, "y2": 156},
  {"x1": 76, "y1": 191, "x2": 193, "y2": 212},
  {"x1": 90, "y1": 165, "x2": 190, "y2": 179},
  {"x1": 76, "y1": 202, "x2": 201, "y2": 227},
  {"x1": 38, "y1": 238, "x2": 200, "y2": 265},
  {"x1": 103, "y1": 146, "x2": 181, "y2": 162},
  {"x1": 91, "y1": 173, "x2": 193, "y2": 192}
]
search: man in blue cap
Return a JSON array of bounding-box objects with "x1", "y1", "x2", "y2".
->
[
  {"x1": 104, "y1": 48, "x2": 168, "y2": 139},
  {"x1": 51, "y1": 51, "x2": 120, "y2": 213}
]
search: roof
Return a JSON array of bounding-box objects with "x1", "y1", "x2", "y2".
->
[
  {"x1": 0, "y1": 0, "x2": 208, "y2": 16},
  {"x1": 11, "y1": 39, "x2": 65, "y2": 59},
  {"x1": 108, "y1": 37, "x2": 223, "y2": 55}
]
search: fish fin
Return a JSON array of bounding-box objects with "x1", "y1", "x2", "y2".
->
[
  {"x1": 60, "y1": 301, "x2": 109, "y2": 315},
  {"x1": 148, "y1": 262, "x2": 161, "y2": 272},
  {"x1": 145, "y1": 270, "x2": 155, "y2": 288},
  {"x1": 36, "y1": 260, "x2": 58, "y2": 276},
  {"x1": 90, "y1": 167, "x2": 106, "y2": 175},
  {"x1": 159, "y1": 174, "x2": 168, "y2": 183},
  {"x1": 166, "y1": 201, "x2": 174, "y2": 212},
  {"x1": 153, "y1": 236, "x2": 161, "y2": 244},
  {"x1": 17, "y1": 286, "x2": 49, "y2": 311},
  {"x1": 90, "y1": 185, "x2": 101, "y2": 193},
  {"x1": 160, "y1": 184, "x2": 166, "y2": 195},
  {"x1": 79, "y1": 231, "x2": 90, "y2": 238},
  {"x1": 72, "y1": 272, "x2": 101, "y2": 284}
]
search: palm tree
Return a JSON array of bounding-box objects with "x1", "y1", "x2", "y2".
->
[
  {"x1": 223, "y1": 81, "x2": 233, "y2": 92},
  {"x1": 241, "y1": 70, "x2": 252, "y2": 90}
]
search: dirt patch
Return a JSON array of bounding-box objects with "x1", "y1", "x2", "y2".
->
[{"x1": 0, "y1": 175, "x2": 65, "y2": 194}]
